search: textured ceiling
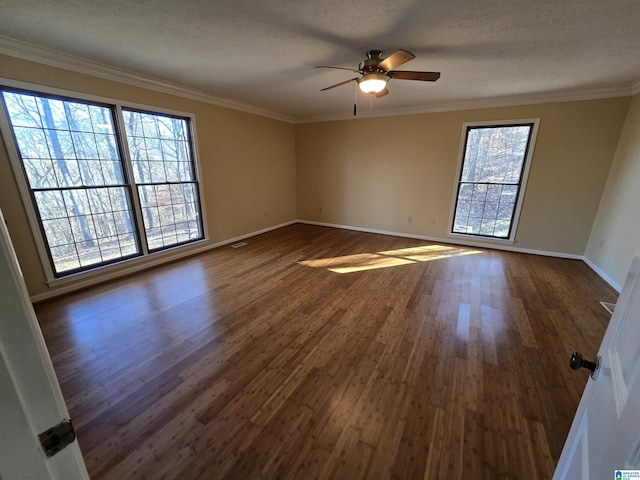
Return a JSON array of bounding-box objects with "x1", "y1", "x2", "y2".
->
[{"x1": 1, "y1": 0, "x2": 639, "y2": 122}]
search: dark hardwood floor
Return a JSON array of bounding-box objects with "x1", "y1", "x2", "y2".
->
[{"x1": 34, "y1": 224, "x2": 617, "y2": 479}]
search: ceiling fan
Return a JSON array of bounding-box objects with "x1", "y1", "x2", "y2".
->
[{"x1": 317, "y1": 49, "x2": 440, "y2": 98}]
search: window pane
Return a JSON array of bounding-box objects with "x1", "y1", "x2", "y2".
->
[
  {"x1": 150, "y1": 161, "x2": 167, "y2": 183},
  {"x1": 178, "y1": 161, "x2": 193, "y2": 182},
  {"x1": 50, "y1": 245, "x2": 80, "y2": 272},
  {"x1": 452, "y1": 123, "x2": 533, "y2": 239},
  {"x1": 132, "y1": 159, "x2": 151, "y2": 183},
  {"x1": 126, "y1": 135, "x2": 146, "y2": 160},
  {"x1": 37, "y1": 98, "x2": 69, "y2": 130},
  {"x1": 136, "y1": 182, "x2": 202, "y2": 250},
  {"x1": 61, "y1": 101, "x2": 94, "y2": 133},
  {"x1": 3, "y1": 93, "x2": 42, "y2": 128},
  {"x1": 89, "y1": 105, "x2": 114, "y2": 134},
  {"x1": 95, "y1": 134, "x2": 119, "y2": 160},
  {"x1": 72, "y1": 132, "x2": 99, "y2": 159},
  {"x1": 165, "y1": 162, "x2": 179, "y2": 182},
  {"x1": 57, "y1": 159, "x2": 82, "y2": 187},
  {"x1": 13, "y1": 127, "x2": 51, "y2": 159},
  {"x1": 161, "y1": 139, "x2": 178, "y2": 161},
  {"x1": 461, "y1": 126, "x2": 531, "y2": 183},
  {"x1": 2, "y1": 90, "x2": 141, "y2": 275},
  {"x1": 23, "y1": 158, "x2": 58, "y2": 189},
  {"x1": 123, "y1": 109, "x2": 203, "y2": 251},
  {"x1": 101, "y1": 160, "x2": 125, "y2": 185},
  {"x1": 34, "y1": 190, "x2": 65, "y2": 220}
]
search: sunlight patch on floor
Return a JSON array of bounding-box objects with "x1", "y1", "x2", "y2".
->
[{"x1": 299, "y1": 244, "x2": 483, "y2": 273}]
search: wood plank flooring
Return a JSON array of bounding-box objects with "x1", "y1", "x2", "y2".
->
[{"x1": 34, "y1": 224, "x2": 617, "y2": 479}]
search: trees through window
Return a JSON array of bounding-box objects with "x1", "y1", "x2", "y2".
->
[
  {"x1": 451, "y1": 122, "x2": 537, "y2": 240},
  {"x1": 0, "y1": 88, "x2": 203, "y2": 277}
]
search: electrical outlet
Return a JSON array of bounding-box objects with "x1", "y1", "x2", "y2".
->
[
  {"x1": 319, "y1": 206, "x2": 323, "y2": 214},
  {"x1": 408, "y1": 216, "x2": 412, "y2": 223}
]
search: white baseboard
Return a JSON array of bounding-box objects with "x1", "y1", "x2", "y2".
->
[
  {"x1": 299, "y1": 220, "x2": 627, "y2": 292},
  {"x1": 31, "y1": 219, "x2": 621, "y2": 302},
  {"x1": 581, "y1": 256, "x2": 622, "y2": 293},
  {"x1": 208, "y1": 220, "x2": 298, "y2": 249},
  {"x1": 298, "y1": 220, "x2": 583, "y2": 259},
  {"x1": 30, "y1": 220, "x2": 297, "y2": 302}
]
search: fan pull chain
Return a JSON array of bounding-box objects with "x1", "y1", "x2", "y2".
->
[{"x1": 353, "y1": 83, "x2": 358, "y2": 116}]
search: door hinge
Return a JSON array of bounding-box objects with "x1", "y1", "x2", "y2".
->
[{"x1": 38, "y1": 419, "x2": 76, "y2": 457}]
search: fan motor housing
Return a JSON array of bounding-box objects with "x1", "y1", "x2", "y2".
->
[
  {"x1": 359, "y1": 50, "x2": 387, "y2": 74},
  {"x1": 359, "y1": 58, "x2": 386, "y2": 74}
]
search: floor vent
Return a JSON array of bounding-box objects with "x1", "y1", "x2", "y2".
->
[
  {"x1": 600, "y1": 301, "x2": 615, "y2": 315},
  {"x1": 231, "y1": 242, "x2": 248, "y2": 248}
]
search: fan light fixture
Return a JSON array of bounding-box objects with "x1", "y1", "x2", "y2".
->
[{"x1": 358, "y1": 73, "x2": 388, "y2": 94}]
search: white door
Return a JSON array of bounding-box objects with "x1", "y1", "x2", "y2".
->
[
  {"x1": 0, "y1": 209, "x2": 89, "y2": 480},
  {"x1": 555, "y1": 251, "x2": 640, "y2": 479}
]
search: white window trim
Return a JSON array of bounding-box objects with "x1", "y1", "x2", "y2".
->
[
  {"x1": 447, "y1": 118, "x2": 540, "y2": 244},
  {"x1": 0, "y1": 78, "x2": 208, "y2": 286}
]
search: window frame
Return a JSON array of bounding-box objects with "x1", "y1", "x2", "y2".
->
[
  {"x1": 0, "y1": 78, "x2": 207, "y2": 286},
  {"x1": 448, "y1": 119, "x2": 540, "y2": 243}
]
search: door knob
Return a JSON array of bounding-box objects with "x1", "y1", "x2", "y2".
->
[{"x1": 570, "y1": 352, "x2": 601, "y2": 380}]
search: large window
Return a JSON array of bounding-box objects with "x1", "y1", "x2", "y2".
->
[
  {"x1": 0, "y1": 87, "x2": 204, "y2": 278},
  {"x1": 450, "y1": 121, "x2": 538, "y2": 240}
]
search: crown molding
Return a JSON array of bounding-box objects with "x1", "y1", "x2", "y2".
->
[
  {"x1": 0, "y1": 35, "x2": 296, "y2": 124},
  {"x1": 297, "y1": 84, "x2": 634, "y2": 123},
  {"x1": 1, "y1": 35, "x2": 637, "y2": 125}
]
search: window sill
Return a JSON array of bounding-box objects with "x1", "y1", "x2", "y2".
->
[
  {"x1": 45, "y1": 238, "x2": 209, "y2": 288},
  {"x1": 447, "y1": 232, "x2": 516, "y2": 245}
]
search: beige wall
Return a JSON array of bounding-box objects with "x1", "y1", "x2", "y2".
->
[
  {"x1": 0, "y1": 53, "x2": 634, "y2": 297},
  {"x1": 0, "y1": 55, "x2": 297, "y2": 297},
  {"x1": 585, "y1": 94, "x2": 640, "y2": 290},
  {"x1": 296, "y1": 98, "x2": 630, "y2": 255}
]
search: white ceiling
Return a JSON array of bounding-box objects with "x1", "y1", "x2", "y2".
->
[{"x1": 1, "y1": 0, "x2": 639, "y2": 122}]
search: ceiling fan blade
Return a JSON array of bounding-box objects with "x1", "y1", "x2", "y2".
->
[
  {"x1": 375, "y1": 87, "x2": 389, "y2": 98},
  {"x1": 316, "y1": 65, "x2": 360, "y2": 73},
  {"x1": 320, "y1": 77, "x2": 358, "y2": 91},
  {"x1": 378, "y1": 49, "x2": 415, "y2": 71},
  {"x1": 390, "y1": 71, "x2": 441, "y2": 81}
]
